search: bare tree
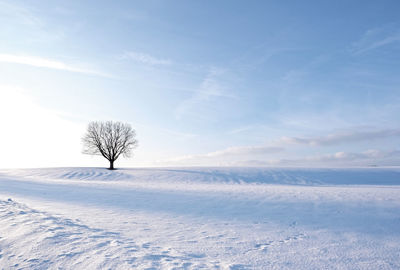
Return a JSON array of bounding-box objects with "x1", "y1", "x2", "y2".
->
[{"x1": 82, "y1": 121, "x2": 138, "y2": 170}]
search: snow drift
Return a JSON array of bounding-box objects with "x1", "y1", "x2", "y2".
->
[{"x1": 0, "y1": 167, "x2": 399, "y2": 269}]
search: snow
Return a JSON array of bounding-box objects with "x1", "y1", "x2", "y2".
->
[{"x1": 1, "y1": 167, "x2": 400, "y2": 269}]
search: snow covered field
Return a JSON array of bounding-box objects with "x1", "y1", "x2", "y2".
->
[{"x1": 0, "y1": 167, "x2": 400, "y2": 269}]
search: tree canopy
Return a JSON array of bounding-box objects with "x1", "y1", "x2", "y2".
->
[{"x1": 82, "y1": 121, "x2": 138, "y2": 169}]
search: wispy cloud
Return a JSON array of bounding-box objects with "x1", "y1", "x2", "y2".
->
[
  {"x1": 352, "y1": 26, "x2": 400, "y2": 54},
  {"x1": 267, "y1": 149, "x2": 400, "y2": 167},
  {"x1": 228, "y1": 125, "x2": 257, "y2": 135},
  {"x1": 229, "y1": 149, "x2": 400, "y2": 167},
  {"x1": 0, "y1": 1, "x2": 42, "y2": 27},
  {"x1": 0, "y1": 53, "x2": 111, "y2": 77},
  {"x1": 161, "y1": 147, "x2": 400, "y2": 167},
  {"x1": 157, "y1": 127, "x2": 197, "y2": 139},
  {"x1": 174, "y1": 67, "x2": 237, "y2": 119},
  {"x1": 158, "y1": 127, "x2": 400, "y2": 166},
  {"x1": 307, "y1": 150, "x2": 384, "y2": 162},
  {"x1": 160, "y1": 145, "x2": 284, "y2": 165},
  {"x1": 280, "y1": 128, "x2": 400, "y2": 146},
  {"x1": 206, "y1": 145, "x2": 284, "y2": 157},
  {"x1": 121, "y1": 51, "x2": 172, "y2": 65},
  {"x1": 0, "y1": 1, "x2": 67, "y2": 43}
]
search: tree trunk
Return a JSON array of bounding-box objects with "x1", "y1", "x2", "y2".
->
[{"x1": 109, "y1": 160, "x2": 115, "y2": 170}]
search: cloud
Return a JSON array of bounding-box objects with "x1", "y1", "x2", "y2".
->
[
  {"x1": 159, "y1": 145, "x2": 284, "y2": 165},
  {"x1": 206, "y1": 145, "x2": 284, "y2": 157},
  {"x1": 157, "y1": 127, "x2": 197, "y2": 139},
  {"x1": 0, "y1": 53, "x2": 111, "y2": 77},
  {"x1": 0, "y1": 1, "x2": 67, "y2": 43},
  {"x1": 228, "y1": 125, "x2": 257, "y2": 135},
  {"x1": 160, "y1": 147, "x2": 400, "y2": 167},
  {"x1": 174, "y1": 67, "x2": 236, "y2": 119},
  {"x1": 280, "y1": 129, "x2": 400, "y2": 146},
  {"x1": 269, "y1": 149, "x2": 400, "y2": 167},
  {"x1": 230, "y1": 149, "x2": 400, "y2": 167},
  {"x1": 0, "y1": 1, "x2": 42, "y2": 27},
  {"x1": 121, "y1": 51, "x2": 172, "y2": 65},
  {"x1": 310, "y1": 150, "x2": 380, "y2": 162},
  {"x1": 352, "y1": 26, "x2": 400, "y2": 54},
  {"x1": 158, "y1": 127, "x2": 400, "y2": 167}
]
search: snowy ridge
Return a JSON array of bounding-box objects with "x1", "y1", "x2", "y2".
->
[
  {"x1": 2, "y1": 166, "x2": 400, "y2": 185},
  {"x1": 0, "y1": 167, "x2": 133, "y2": 181}
]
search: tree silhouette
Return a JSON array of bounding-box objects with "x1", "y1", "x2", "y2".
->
[{"x1": 82, "y1": 121, "x2": 138, "y2": 169}]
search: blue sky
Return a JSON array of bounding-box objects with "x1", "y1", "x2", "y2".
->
[{"x1": 0, "y1": 0, "x2": 400, "y2": 168}]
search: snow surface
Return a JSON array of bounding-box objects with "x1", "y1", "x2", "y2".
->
[{"x1": 0, "y1": 167, "x2": 400, "y2": 269}]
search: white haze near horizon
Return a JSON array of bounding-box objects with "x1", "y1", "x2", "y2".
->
[
  {"x1": 0, "y1": 87, "x2": 190, "y2": 168},
  {"x1": 0, "y1": 88, "x2": 88, "y2": 168}
]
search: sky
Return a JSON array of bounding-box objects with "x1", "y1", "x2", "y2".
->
[{"x1": 0, "y1": 0, "x2": 400, "y2": 168}]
